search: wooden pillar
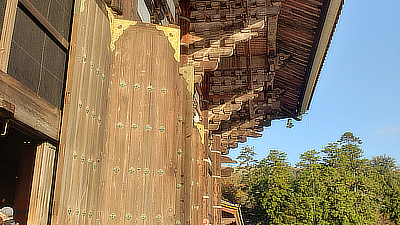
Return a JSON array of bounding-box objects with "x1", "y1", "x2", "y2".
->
[
  {"x1": 0, "y1": 0, "x2": 18, "y2": 73},
  {"x1": 179, "y1": 66, "x2": 194, "y2": 225},
  {"x1": 212, "y1": 136, "x2": 222, "y2": 225},
  {"x1": 27, "y1": 142, "x2": 56, "y2": 225},
  {"x1": 198, "y1": 110, "x2": 211, "y2": 224}
]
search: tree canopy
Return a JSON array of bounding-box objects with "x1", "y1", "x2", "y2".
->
[{"x1": 222, "y1": 132, "x2": 399, "y2": 225}]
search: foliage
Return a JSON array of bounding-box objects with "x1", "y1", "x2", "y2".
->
[{"x1": 224, "y1": 132, "x2": 400, "y2": 225}]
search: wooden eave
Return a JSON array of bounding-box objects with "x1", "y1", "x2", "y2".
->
[
  {"x1": 298, "y1": 0, "x2": 345, "y2": 114},
  {"x1": 187, "y1": 0, "x2": 344, "y2": 151}
]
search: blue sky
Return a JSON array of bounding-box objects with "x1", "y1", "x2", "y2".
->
[{"x1": 229, "y1": 0, "x2": 400, "y2": 166}]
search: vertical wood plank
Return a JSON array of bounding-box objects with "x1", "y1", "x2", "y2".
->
[
  {"x1": 212, "y1": 136, "x2": 222, "y2": 225},
  {"x1": 51, "y1": 1, "x2": 110, "y2": 224},
  {"x1": 179, "y1": 66, "x2": 194, "y2": 225},
  {"x1": 0, "y1": 0, "x2": 18, "y2": 72},
  {"x1": 27, "y1": 142, "x2": 56, "y2": 225}
]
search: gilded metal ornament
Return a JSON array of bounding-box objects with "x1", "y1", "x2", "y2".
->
[
  {"x1": 113, "y1": 166, "x2": 120, "y2": 173},
  {"x1": 109, "y1": 213, "x2": 116, "y2": 220},
  {"x1": 145, "y1": 125, "x2": 152, "y2": 131},
  {"x1": 159, "y1": 126, "x2": 165, "y2": 132},
  {"x1": 125, "y1": 213, "x2": 132, "y2": 221}
]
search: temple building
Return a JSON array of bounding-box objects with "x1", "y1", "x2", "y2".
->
[{"x1": 0, "y1": 0, "x2": 344, "y2": 224}]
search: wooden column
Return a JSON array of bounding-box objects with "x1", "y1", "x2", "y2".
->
[
  {"x1": 27, "y1": 142, "x2": 56, "y2": 225},
  {"x1": 191, "y1": 126, "x2": 202, "y2": 225},
  {"x1": 179, "y1": 66, "x2": 194, "y2": 225},
  {"x1": 198, "y1": 110, "x2": 211, "y2": 224},
  {"x1": 0, "y1": 0, "x2": 18, "y2": 73},
  {"x1": 212, "y1": 136, "x2": 222, "y2": 225}
]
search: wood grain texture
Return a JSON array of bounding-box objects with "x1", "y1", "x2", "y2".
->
[
  {"x1": 101, "y1": 22, "x2": 180, "y2": 224},
  {"x1": 27, "y1": 142, "x2": 56, "y2": 225},
  {"x1": 212, "y1": 136, "x2": 222, "y2": 225},
  {"x1": 0, "y1": 0, "x2": 18, "y2": 72},
  {"x1": 179, "y1": 66, "x2": 194, "y2": 225},
  {"x1": 191, "y1": 127, "x2": 202, "y2": 225},
  {"x1": 51, "y1": 0, "x2": 111, "y2": 224},
  {"x1": 0, "y1": 70, "x2": 61, "y2": 140}
]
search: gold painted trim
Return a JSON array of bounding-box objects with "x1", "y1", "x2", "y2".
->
[
  {"x1": 107, "y1": 7, "x2": 138, "y2": 52},
  {"x1": 179, "y1": 66, "x2": 194, "y2": 94},
  {"x1": 155, "y1": 25, "x2": 180, "y2": 62},
  {"x1": 194, "y1": 123, "x2": 205, "y2": 144}
]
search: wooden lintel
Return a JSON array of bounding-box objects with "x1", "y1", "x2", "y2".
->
[
  {"x1": 19, "y1": 0, "x2": 69, "y2": 51},
  {"x1": 0, "y1": 70, "x2": 61, "y2": 141}
]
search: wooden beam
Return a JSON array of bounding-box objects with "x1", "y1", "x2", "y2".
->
[
  {"x1": 0, "y1": 70, "x2": 61, "y2": 141},
  {"x1": 19, "y1": 0, "x2": 69, "y2": 51},
  {"x1": 0, "y1": 0, "x2": 18, "y2": 73}
]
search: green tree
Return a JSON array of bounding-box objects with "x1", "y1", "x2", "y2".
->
[
  {"x1": 371, "y1": 155, "x2": 400, "y2": 224},
  {"x1": 237, "y1": 145, "x2": 258, "y2": 169},
  {"x1": 293, "y1": 149, "x2": 323, "y2": 225},
  {"x1": 320, "y1": 132, "x2": 379, "y2": 224},
  {"x1": 248, "y1": 150, "x2": 295, "y2": 224},
  {"x1": 223, "y1": 133, "x2": 397, "y2": 225}
]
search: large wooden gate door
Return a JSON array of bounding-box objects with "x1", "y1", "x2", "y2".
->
[
  {"x1": 51, "y1": 0, "x2": 111, "y2": 224},
  {"x1": 52, "y1": 0, "x2": 185, "y2": 223},
  {"x1": 101, "y1": 21, "x2": 182, "y2": 224}
]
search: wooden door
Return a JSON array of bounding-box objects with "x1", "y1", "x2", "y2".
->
[{"x1": 101, "y1": 21, "x2": 182, "y2": 224}]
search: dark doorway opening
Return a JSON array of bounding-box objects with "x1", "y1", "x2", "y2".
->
[{"x1": 0, "y1": 121, "x2": 37, "y2": 225}]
